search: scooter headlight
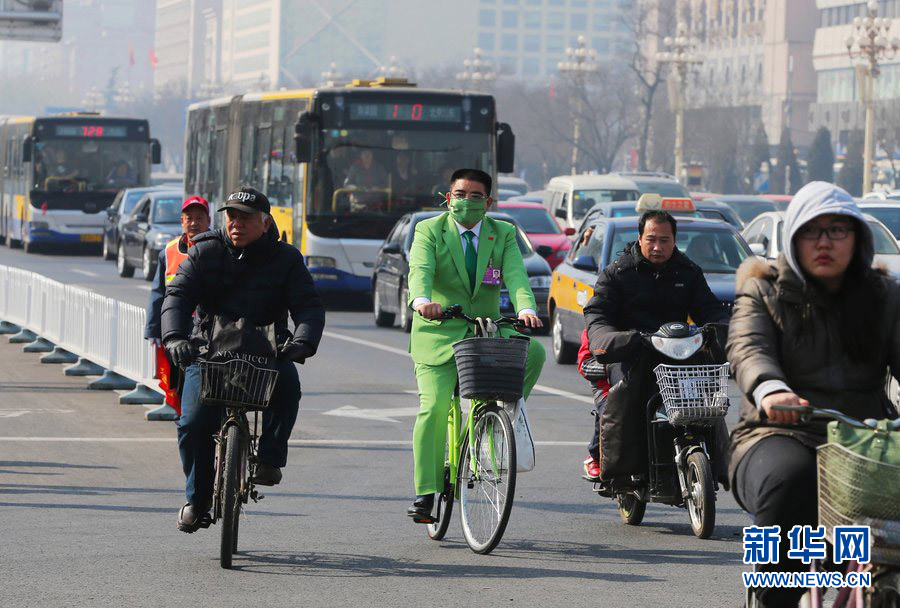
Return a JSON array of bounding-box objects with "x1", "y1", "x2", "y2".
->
[{"x1": 650, "y1": 334, "x2": 704, "y2": 360}]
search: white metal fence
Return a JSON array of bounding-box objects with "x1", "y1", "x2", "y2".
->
[{"x1": 0, "y1": 264, "x2": 160, "y2": 394}]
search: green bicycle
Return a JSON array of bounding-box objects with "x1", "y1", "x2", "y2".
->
[{"x1": 426, "y1": 305, "x2": 527, "y2": 554}]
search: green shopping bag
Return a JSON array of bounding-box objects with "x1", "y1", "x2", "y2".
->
[{"x1": 827, "y1": 419, "x2": 900, "y2": 465}]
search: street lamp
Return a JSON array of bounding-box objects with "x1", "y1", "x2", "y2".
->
[
  {"x1": 557, "y1": 35, "x2": 598, "y2": 175},
  {"x1": 378, "y1": 56, "x2": 405, "y2": 79},
  {"x1": 656, "y1": 21, "x2": 703, "y2": 185},
  {"x1": 320, "y1": 62, "x2": 341, "y2": 87},
  {"x1": 845, "y1": 0, "x2": 899, "y2": 193},
  {"x1": 456, "y1": 48, "x2": 496, "y2": 91}
]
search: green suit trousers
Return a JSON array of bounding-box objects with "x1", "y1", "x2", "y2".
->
[{"x1": 412, "y1": 338, "x2": 546, "y2": 495}]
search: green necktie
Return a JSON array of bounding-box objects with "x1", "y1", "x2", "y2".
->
[{"x1": 462, "y1": 230, "x2": 477, "y2": 290}]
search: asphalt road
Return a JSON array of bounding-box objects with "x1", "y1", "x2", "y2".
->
[{"x1": 0, "y1": 244, "x2": 751, "y2": 608}]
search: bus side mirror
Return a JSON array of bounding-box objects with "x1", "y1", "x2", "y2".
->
[
  {"x1": 22, "y1": 136, "x2": 33, "y2": 163},
  {"x1": 496, "y1": 122, "x2": 515, "y2": 174},
  {"x1": 294, "y1": 112, "x2": 316, "y2": 164},
  {"x1": 150, "y1": 139, "x2": 162, "y2": 165}
]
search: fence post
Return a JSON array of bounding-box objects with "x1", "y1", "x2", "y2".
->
[{"x1": 88, "y1": 298, "x2": 135, "y2": 390}]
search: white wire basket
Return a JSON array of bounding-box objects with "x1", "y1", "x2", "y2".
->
[
  {"x1": 198, "y1": 358, "x2": 279, "y2": 410},
  {"x1": 653, "y1": 363, "x2": 730, "y2": 425}
]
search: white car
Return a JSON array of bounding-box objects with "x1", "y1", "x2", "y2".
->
[
  {"x1": 858, "y1": 201, "x2": 900, "y2": 244},
  {"x1": 742, "y1": 211, "x2": 900, "y2": 277},
  {"x1": 862, "y1": 190, "x2": 900, "y2": 202}
]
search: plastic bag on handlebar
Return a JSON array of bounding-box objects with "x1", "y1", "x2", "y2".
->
[{"x1": 206, "y1": 316, "x2": 277, "y2": 370}]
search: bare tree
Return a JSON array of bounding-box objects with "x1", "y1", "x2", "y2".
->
[{"x1": 621, "y1": 0, "x2": 678, "y2": 171}]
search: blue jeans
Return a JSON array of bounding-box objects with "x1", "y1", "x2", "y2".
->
[{"x1": 176, "y1": 358, "x2": 301, "y2": 506}]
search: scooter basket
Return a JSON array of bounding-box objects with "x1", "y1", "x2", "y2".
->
[
  {"x1": 817, "y1": 443, "x2": 900, "y2": 566},
  {"x1": 198, "y1": 359, "x2": 279, "y2": 410},
  {"x1": 652, "y1": 363, "x2": 730, "y2": 425},
  {"x1": 453, "y1": 336, "x2": 529, "y2": 402}
]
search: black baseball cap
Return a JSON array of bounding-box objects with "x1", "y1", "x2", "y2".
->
[{"x1": 219, "y1": 186, "x2": 270, "y2": 215}]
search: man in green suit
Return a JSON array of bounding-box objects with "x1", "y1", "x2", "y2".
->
[{"x1": 406, "y1": 168, "x2": 546, "y2": 522}]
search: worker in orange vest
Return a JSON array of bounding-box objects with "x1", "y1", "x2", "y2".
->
[{"x1": 144, "y1": 196, "x2": 211, "y2": 414}]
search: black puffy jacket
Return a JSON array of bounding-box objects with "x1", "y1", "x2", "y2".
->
[
  {"x1": 584, "y1": 241, "x2": 729, "y2": 362},
  {"x1": 160, "y1": 225, "x2": 325, "y2": 353}
]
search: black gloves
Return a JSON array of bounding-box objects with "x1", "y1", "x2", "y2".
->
[
  {"x1": 277, "y1": 340, "x2": 315, "y2": 363},
  {"x1": 165, "y1": 338, "x2": 197, "y2": 369}
]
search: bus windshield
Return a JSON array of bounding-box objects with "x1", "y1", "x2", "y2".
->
[
  {"x1": 32, "y1": 139, "x2": 149, "y2": 193},
  {"x1": 307, "y1": 129, "x2": 493, "y2": 239}
]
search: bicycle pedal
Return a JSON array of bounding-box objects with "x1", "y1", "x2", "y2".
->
[
  {"x1": 197, "y1": 514, "x2": 213, "y2": 529},
  {"x1": 250, "y1": 490, "x2": 264, "y2": 503}
]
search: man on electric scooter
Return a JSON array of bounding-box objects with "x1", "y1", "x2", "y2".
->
[{"x1": 582, "y1": 209, "x2": 730, "y2": 482}]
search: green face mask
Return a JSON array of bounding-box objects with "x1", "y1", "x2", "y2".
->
[{"x1": 448, "y1": 197, "x2": 486, "y2": 226}]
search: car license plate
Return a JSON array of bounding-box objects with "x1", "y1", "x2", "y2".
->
[
  {"x1": 500, "y1": 294, "x2": 510, "y2": 309},
  {"x1": 80, "y1": 234, "x2": 101, "y2": 242}
]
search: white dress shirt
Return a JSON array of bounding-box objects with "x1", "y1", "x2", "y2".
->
[{"x1": 412, "y1": 219, "x2": 536, "y2": 316}]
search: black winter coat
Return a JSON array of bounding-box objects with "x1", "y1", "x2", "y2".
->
[
  {"x1": 584, "y1": 242, "x2": 729, "y2": 362},
  {"x1": 160, "y1": 225, "x2": 325, "y2": 353}
]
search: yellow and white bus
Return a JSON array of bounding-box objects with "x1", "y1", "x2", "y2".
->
[
  {"x1": 0, "y1": 113, "x2": 161, "y2": 252},
  {"x1": 184, "y1": 78, "x2": 514, "y2": 295}
]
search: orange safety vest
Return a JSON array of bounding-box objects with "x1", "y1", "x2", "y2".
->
[{"x1": 164, "y1": 236, "x2": 190, "y2": 284}]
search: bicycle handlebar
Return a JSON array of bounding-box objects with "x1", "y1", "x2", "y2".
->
[
  {"x1": 770, "y1": 405, "x2": 900, "y2": 430},
  {"x1": 440, "y1": 304, "x2": 526, "y2": 330}
]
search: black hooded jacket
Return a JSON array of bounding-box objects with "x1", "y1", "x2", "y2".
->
[
  {"x1": 584, "y1": 241, "x2": 729, "y2": 362},
  {"x1": 160, "y1": 224, "x2": 325, "y2": 352}
]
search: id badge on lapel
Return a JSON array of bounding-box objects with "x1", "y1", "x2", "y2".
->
[{"x1": 482, "y1": 258, "x2": 502, "y2": 286}]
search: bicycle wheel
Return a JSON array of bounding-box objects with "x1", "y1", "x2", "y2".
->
[
  {"x1": 685, "y1": 451, "x2": 715, "y2": 539},
  {"x1": 220, "y1": 424, "x2": 243, "y2": 569},
  {"x1": 427, "y1": 438, "x2": 454, "y2": 541},
  {"x1": 459, "y1": 403, "x2": 516, "y2": 554}
]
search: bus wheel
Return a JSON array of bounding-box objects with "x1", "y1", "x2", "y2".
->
[{"x1": 5, "y1": 231, "x2": 20, "y2": 249}]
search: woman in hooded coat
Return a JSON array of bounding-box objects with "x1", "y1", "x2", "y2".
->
[{"x1": 727, "y1": 181, "x2": 900, "y2": 607}]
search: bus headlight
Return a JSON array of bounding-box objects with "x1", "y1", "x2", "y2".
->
[
  {"x1": 307, "y1": 256, "x2": 337, "y2": 269},
  {"x1": 529, "y1": 275, "x2": 551, "y2": 289}
]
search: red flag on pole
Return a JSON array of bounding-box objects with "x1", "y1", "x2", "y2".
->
[{"x1": 149, "y1": 48, "x2": 158, "y2": 70}]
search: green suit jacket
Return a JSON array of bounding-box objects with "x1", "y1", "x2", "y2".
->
[{"x1": 407, "y1": 212, "x2": 537, "y2": 366}]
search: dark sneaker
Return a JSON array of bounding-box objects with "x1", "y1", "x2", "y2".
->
[
  {"x1": 583, "y1": 457, "x2": 602, "y2": 481},
  {"x1": 252, "y1": 463, "x2": 282, "y2": 486},
  {"x1": 406, "y1": 494, "x2": 435, "y2": 523}
]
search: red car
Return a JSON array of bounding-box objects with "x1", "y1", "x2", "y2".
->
[{"x1": 497, "y1": 201, "x2": 574, "y2": 269}]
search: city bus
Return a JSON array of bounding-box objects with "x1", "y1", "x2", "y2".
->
[
  {"x1": 184, "y1": 78, "x2": 514, "y2": 294},
  {"x1": 0, "y1": 113, "x2": 161, "y2": 252}
]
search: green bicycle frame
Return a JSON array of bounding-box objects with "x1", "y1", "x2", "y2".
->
[{"x1": 445, "y1": 395, "x2": 503, "y2": 491}]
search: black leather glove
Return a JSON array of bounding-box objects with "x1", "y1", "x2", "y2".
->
[
  {"x1": 278, "y1": 340, "x2": 314, "y2": 363},
  {"x1": 165, "y1": 338, "x2": 197, "y2": 369}
]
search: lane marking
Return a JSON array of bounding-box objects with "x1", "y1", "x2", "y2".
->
[
  {"x1": 135, "y1": 284, "x2": 151, "y2": 291},
  {"x1": 323, "y1": 330, "x2": 593, "y2": 404},
  {"x1": 0, "y1": 437, "x2": 585, "y2": 446},
  {"x1": 0, "y1": 409, "x2": 75, "y2": 418},
  {"x1": 70, "y1": 269, "x2": 98, "y2": 278},
  {"x1": 322, "y1": 405, "x2": 420, "y2": 423}
]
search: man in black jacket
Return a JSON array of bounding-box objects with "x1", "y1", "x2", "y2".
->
[
  {"x1": 582, "y1": 210, "x2": 729, "y2": 479},
  {"x1": 161, "y1": 186, "x2": 325, "y2": 533}
]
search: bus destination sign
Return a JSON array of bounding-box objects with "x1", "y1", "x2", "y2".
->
[
  {"x1": 348, "y1": 102, "x2": 462, "y2": 123},
  {"x1": 53, "y1": 125, "x2": 129, "y2": 138}
]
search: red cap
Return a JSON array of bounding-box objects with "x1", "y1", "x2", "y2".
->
[{"x1": 182, "y1": 196, "x2": 210, "y2": 215}]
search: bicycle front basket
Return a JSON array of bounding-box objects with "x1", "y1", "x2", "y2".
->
[
  {"x1": 198, "y1": 359, "x2": 279, "y2": 410},
  {"x1": 817, "y1": 442, "x2": 900, "y2": 566},
  {"x1": 453, "y1": 336, "x2": 529, "y2": 402},
  {"x1": 652, "y1": 363, "x2": 730, "y2": 425}
]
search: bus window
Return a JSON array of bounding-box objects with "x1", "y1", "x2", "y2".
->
[{"x1": 307, "y1": 128, "x2": 493, "y2": 240}]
